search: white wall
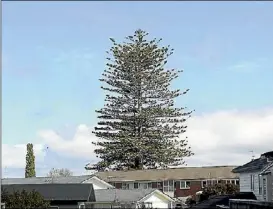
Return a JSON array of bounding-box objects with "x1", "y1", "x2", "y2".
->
[
  {"x1": 267, "y1": 168, "x2": 273, "y2": 202},
  {"x1": 141, "y1": 192, "x2": 171, "y2": 209},
  {"x1": 265, "y1": 173, "x2": 272, "y2": 202},
  {"x1": 239, "y1": 172, "x2": 263, "y2": 200},
  {"x1": 83, "y1": 177, "x2": 113, "y2": 190},
  {"x1": 271, "y1": 167, "x2": 273, "y2": 202}
]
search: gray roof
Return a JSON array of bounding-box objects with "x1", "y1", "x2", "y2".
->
[
  {"x1": 233, "y1": 151, "x2": 273, "y2": 173},
  {"x1": 95, "y1": 166, "x2": 238, "y2": 181},
  {"x1": 2, "y1": 184, "x2": 95, "y2": 201},
  {"x1": 1, "y1": 175, "x2": 93, "y2": 185},
  {"x1": 94, "y1": 189, "x2": 156, "y2": 203}
]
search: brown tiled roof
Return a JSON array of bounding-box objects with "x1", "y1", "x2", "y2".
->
[{"x1": 95, "y1": 166, "x2": 239, "y2": 182}]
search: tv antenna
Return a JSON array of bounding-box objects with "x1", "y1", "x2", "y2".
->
[{"x1": 250, "y1": 150, "x2": 255, "y2": 160}]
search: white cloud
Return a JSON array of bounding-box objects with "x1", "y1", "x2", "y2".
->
[
  {"x1": 228, "y1": 61, "x2": 260, "y2": 72},
  {"x1": 2, "y1": 144, "x2": 45, "y2": 168},
  {"x1": 186, "y1": 108, "x2": 273, "y2": 166},
  {"x1": 37, "y1": 124, "x2": 98, "y2": 161},
  {"x1": 3, "y1": 108, "x2": 273, "y2": 170}
]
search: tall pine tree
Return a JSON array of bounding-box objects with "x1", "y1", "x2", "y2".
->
[
  {"x1": 25, "y1": 143, "x2": 36, "y2": 178},
  {"x1": 93, "y1": 29, "x2": 193, "y2": 170}
]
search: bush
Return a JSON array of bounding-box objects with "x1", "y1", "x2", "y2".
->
[
  {"x1": 201, "y1": 183, "x2": 239, "y2": 200},
  {"x1": 185, "y1": 196, "x2": 196, "y2": 206},
  {"x1": 1, "y1": 189, "x2": 50, "y2": 208}
]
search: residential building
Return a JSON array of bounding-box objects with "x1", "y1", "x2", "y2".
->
[
  {"x1": 232, "y1": 151, "x2": 273, "y2": 201},
  {"x1": 82, "y1": 188, "x2": 176, "y2": 208},
  {"x1": 2, "y1": 183, "x2": 95, "y2": 209},
  {"x1": 1, "y1": 175, "x2": 114, "y2": 190},
  {"x1": 86, "y1": 166, "x2": 239, "y2": 198},
  {"x1": 260, "y1": 160, "x2": 273, "y2": 202},
  {"x1": 2, "y1": 177, "x2": 177, "y2": 208}
]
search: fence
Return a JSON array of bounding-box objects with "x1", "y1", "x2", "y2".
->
[{"x1": 229, "y1": 199, "x2": 273, "y2": 209}]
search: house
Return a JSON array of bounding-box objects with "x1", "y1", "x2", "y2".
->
[
  {"x1": 85, "y1": 166, "x2": 239, "y2": 198},
  {"x1": 1, "y1": 183, "x2": 95, "y2": 209},
  {"x1": 1, "y1": 175, "x2": 114, "y2": 190},
  {"x1": 260, "y1": 160, "x2": 273, "y2": 202},
  {"x1": 232, "y1": 151, "x2": 273, "y2": 202},
  {"x1": 81, "y1": 188, "x2": 176, "y2": 208}
]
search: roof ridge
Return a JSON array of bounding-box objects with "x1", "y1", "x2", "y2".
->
[
  {"x1": 2, "y1": 175, "x2": 94, "y2": 180},
  {"x1": 98, "y1": 165, "x2": 238, "y2": 173}
]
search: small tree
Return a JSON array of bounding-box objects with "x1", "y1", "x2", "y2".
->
[
  {"x1": 201, "y1": 183, "x2": 239, "y2": 201},
  {"x1": 1, "y1": 189, "x2": 50, "y2": 208},
  {"x1": 25, "y1": 143, "x2": 36, "y2": 178},
  {"x1": 47, "y1": 168, "x2": 73, "y2": 177}
]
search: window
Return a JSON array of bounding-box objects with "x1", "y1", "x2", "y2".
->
[
  {"x1": 202, "y1": 180, "x2": 207, "y2": 188},
  {"x1": 142, "y1": 183, "x2": 148, "y2": 189},
  {"x1": 250, "y1": 174, "x2": 255, "y2": 191},
  {"x1": 139, "y1": 203, "x2": 152, "y2": 209},
  {"x1": 134, "y1": 182, "x2": 139, "y2": 189},
  {"x1": 110, "y1": 182, "x2": 117, "y2": 187},
  {"x1": 141, "y1": 182, "x2": 152, "y2": 189},
  {"x1": 217, "y1": 180, "x2": 223, "y2": 184},
  {"x1": 144, "y1": 203, "x2": 153, "y2": 209},
  {"x1": 263, "y1": 178, "x2": 267, "y2": 196},
  {"x1": 212, "y1": 180, "x2": 217, "y2": 185},
  {"x1": 121, "y1": 183, "x2": 129, "y2": 190},
  {"x1": 225, "y1": 180, "x2": 231, "y2": 184},
  {"x1": 223, "y1": 179, "x2": 238, "y2": 185},
  {"x1": 156, "y1": 182, "x2": 162, "y2": 189},
  {"x1": 206, "y1": 179, "x2": 217, "y2": 186},
  {"x1": 180, "y1": 181, "x2": 190, "y2": 189},
  {"x1": 163, "y1": 180, "x2": 174, "y2": 192},
  {"x1": 258, "y1": 175, "x2": 262, "y2": 195}
]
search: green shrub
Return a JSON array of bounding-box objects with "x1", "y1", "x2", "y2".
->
[
  {"x1": 200, "y1": 183, "x2": 239, "y2": 201},
  {"x1": 1, "y1": 189, "x2": 50, "y2": 209}
]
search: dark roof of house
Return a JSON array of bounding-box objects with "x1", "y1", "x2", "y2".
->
[
  {"x1": 1, "y1": 184, "x2": 95, "y2": 202},
  {"x1": 190, "y1": 193, "x2": 256, "y2": 209},
  {"x1": 94, "y1": 189, "x2": 157, "y2": 203},
  {"x1": 1, "y1": 175, "x2": 93, "y2": 185},
  {"x1": 93, "y1": 166, "x2": 238, "y2": 181},
  {"x1": 232, "y1": 151, "x2": 273, "y2": 173},
  {"x1": 191, "y1": 195, "x2": 231, "y2": 209}
]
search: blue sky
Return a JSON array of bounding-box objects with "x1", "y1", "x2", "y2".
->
[{"x1": 3, "y1": 2, "x2": 273, "y2": 177}]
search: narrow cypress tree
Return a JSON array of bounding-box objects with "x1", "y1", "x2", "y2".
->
[
  {"x1": 25, "y1": 143, "x2": 36, "y2": 178},
  {"x1": 93, "y1": 29, "x2": 193, "y2": 171}
]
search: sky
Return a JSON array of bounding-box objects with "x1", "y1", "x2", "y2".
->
[{"x1": 2, "y1": 2, "x2": 273, "y2": 177}]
